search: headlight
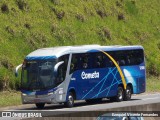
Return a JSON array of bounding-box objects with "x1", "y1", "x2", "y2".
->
[
  {"x1": 48, "y1": 92, "x2": 54, "y2": 95},
  {"x1": 58, "y1": 89, "x2": 63, "y2": 94},
  {"x1": 22, "y1": 93, "x2": 27, "y2": 96}
]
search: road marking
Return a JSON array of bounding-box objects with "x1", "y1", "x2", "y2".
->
[
  {"x1": 142, "y1": 97, "x2": 160, "y2": 101},
  {"x1": 137, "y1": 93, "x2": 160, "y2": 96},
  {"x1": 133, "y1": 93, "x2": 160, "y2": 98}
]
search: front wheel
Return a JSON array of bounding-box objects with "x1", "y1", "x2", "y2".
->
[
  {"x1": 124, "y1": 86, "x2": 132, "y2": 101},
  {"x1": 35, "y1": 103, "x2": 45, "y2": 109},
  {"x1": 64, "y1": 92, "x2": 74, "y2": 108}
]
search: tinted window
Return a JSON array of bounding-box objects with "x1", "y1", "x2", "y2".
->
[
  {"x1": 70, "y1": 54, "x2": 79, "y2": 73},
  {"x1": 106, "y1": 49, "x2": 144, "y2": 66},
  {"x1": 57, "y1": 54, "x2": 69, "y2": 82},
  {"x1": 69, "y1": 49, "x2": 144, "y2": 73}
]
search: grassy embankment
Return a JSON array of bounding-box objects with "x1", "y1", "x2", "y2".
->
[{"x1": 0, "y1": 0, "x2": 160, "y2": 107}]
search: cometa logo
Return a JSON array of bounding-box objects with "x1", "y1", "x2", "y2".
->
[{"x1": 81, "y1": 71, "x2": 99, "y2": 79}]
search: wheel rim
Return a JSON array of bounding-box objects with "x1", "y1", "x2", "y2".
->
[
  {"x1": 126, "y1": 88, "x2": 131, "y2": 98},
  {"x1": 118, "y1": 89, "x2": 123, "y2": 100},
  {"x1": 68, "y1": 95, "x2": 73, "y2": 105}
]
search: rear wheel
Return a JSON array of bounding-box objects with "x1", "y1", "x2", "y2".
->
[
  {"x1": 116, "y1": 86, "x2": 124, "y2": 102},
  {"x1": 64, "y1": 92, "x2": 74, "y2": 108},
  {"x1": 35, "y1": 103, "x2": 45, "y2": 109},
  {"x1": 124, "y1": 86, "x2": 132, "y2": 101}
]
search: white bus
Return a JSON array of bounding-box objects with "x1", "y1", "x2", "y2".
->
[{"x1": 15, "y1": 45, "x2": 146, "y2": 108}]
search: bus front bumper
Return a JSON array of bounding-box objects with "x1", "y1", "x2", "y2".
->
[{"x1": 22, "y1": 93, "x2": 59, "y2": 104}]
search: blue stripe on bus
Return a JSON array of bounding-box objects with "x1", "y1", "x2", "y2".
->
[{"x1": 81, "y1": 67, "x2": 117, "y2": 99}]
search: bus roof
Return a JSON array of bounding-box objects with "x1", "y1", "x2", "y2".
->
[{"x1": 26, "y1": 45, "x2": 144, "y2": 60}]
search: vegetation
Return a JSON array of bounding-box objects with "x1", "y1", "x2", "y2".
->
[
  {"x1": 0, "y1": 0, "x2": 160, "y2": 90},
  {"x1": 0, "y1": 91, "x2": 21, "y2": 107},
  {"x1": 146, "y1": 76, "x2": 160, "y2": 92}
]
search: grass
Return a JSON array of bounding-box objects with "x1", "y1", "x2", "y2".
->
[
  {"x1": 146, "y1": 76, "x2": 160, "y2": 93},
  {"x1": 0, "y1": 76, "x2": 159, "y2": 108},
  {"x1": 0, "y1": 0, "x2": 160, "y2": 90},
  {"x1": 0, "y1": 91, "x2": 21, "y2": 107}
]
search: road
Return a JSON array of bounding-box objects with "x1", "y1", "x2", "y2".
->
[
  {"x1": 0, "y1": 93, "x2": 160, "y2": 111},
  {"x1": 0, "y1": 93, "x2": 160, "y2": 120}
]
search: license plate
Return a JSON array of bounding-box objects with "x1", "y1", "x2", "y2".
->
[{"x1": 34, "y1": 99, "x2": 40, "y2": 102}]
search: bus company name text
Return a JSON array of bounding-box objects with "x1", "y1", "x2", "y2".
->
[{"x1": 81, "y1": 71, "x2": 99, "y2": 79}]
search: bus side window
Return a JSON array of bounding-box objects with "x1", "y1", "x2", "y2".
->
[
  {"x1": 126, "y1": 56, "x2": 131, "y2": 65},
  {"x1": 57, "y1": 54, "x2": 69, "y2": 83},
  {"x1": 96, "y1": 54, "x2": 102, "y2": 68},
  {"x1": 134, "y1": 49, "x2": 144, "y2": 64},
  {"x1": 125, "y1": 49, "x2": 144, "y2": 66},
  {"x1": 120, "y1": 59, "x2": 125, "y2": 66},
  {"x1": 102, "y1": 52, "x2": 112, "y2": 67},
  {"x1": 81, "y1": 54, "x2": 89, "y2": 69},
  {"x1": 106, "y1": 52, "x2": 114, "y2": 67},
  {"x1": 70, "y1": 54, "x2": 78, "y2": 74},
  {"x1": 57, "y1": 65, "x2": 64, "y2": 83},
  {"x1": 93, "y1": 52, "x2": 106, "y2": 68}
]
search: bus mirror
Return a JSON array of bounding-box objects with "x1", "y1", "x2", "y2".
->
[
  {"x1": 15, "y1": 64, "x2": 22, "y2": 77},
  {"x1": 54, "y1": 61, "x2": 64, "y2": 74}
]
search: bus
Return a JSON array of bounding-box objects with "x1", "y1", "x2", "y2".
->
[{"x1": 15, "y1": 45, "x2": 146, "y2": 108}]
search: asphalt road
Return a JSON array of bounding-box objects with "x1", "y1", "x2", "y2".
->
[{"x1": 0, "y1": 93, "x2": 160, "y2": 111}]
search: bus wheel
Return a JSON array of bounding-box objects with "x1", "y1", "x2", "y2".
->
[
  {"x1": 116, "y1": 86, "x2": 124, "y2": 102},
  {"x1": 35, "y1": 103, "x2": 45, "y2": 109},
  {"x1": 124, "y1": 86, "x2": 132, "y2": 101},
  {"x1": 65, "y1": 92, "x2": 74, "y2": 108}
]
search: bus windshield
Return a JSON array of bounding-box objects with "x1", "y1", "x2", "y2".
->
[{"x1": 21, "y1": 60, "x2": 57, "y2": 91}]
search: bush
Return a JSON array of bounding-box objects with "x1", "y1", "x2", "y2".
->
[
  {"x1": 1, "y1": 4, "x2": 9, "y2": 13},
  {"x1": 51, "y1": 26, "x2": 76, "y2": 45},
  {"x1": 98, "y1": 27, "x2": 112, "y2": 42},
  {"x1": 147, "y1": 56, "x2": 160, "y2": 76},
  {"x1": 5, "y1": 26, "x2": 15, "y2": 35},
  {"x1": 16, "y1": 0, "x2": 29, "y2": 11},
  {"x1": 75, "y1": 14, "x2": 85, "y2": 22},
  {"x1": 0, "y1": 68, "x2": 10, "y2": 91},
  {"x1": 26, "y1": 32, "x2": 48, "y2": 49},
  {"x1": 96, "y1": 9, "x2": 108, "y2": 18},
  {"x1": 118, "y1": 13, "x2": 125, "y2": 21}
]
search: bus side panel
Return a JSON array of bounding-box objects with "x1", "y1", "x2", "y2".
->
[
  {"x1": 68, "y1": 67, "x2": 120, "y2": 100},
  {"x1": 122, "y1": 63, "x2": 146, "y2": 94},
  {"x1": 68, "y1": 64, "x2": 145, "y2": 100},
  {"x1": 137, "y1": 76, "x2": 146, "y2": 93}
]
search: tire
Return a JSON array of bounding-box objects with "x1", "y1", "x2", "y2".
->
[
  {"x1": 115, "y1": 86, "x2": 124, "y2": 102},
  {"x1": 35, "y1": 103, "x2": 45, "y2": 109},
  {"x1": 64, "y1": 92, "x2": 74, "y2": 108},
  {"x1": 124, "y1": 86, "x2": 132, "y2": 101}
]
